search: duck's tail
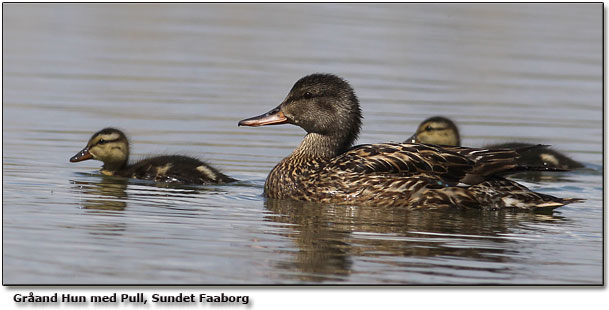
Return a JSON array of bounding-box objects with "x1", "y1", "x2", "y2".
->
[{"x1": 469, "y1": 177, "x2": 584, "y2": 210}]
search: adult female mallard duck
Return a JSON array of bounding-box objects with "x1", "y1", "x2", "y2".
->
[
  {"x1": 70, "y1": 128, "x2": 236, "y2": 185},
  {"x1": 406, "y1": 116, "x2": 584, "y2": 169},
  {"x1": 239, "y1": 73, "x2": 580, "y2": 210}
]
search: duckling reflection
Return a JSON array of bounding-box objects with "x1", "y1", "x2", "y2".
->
[
  {"x1": 71, "y1": 176, "x2": 128, "y2": 211},
  {"x1": 68, "y1": 176, "x2": 130, "y2": 239},
  {"x1": 70, "y1": 128, "x2": 236, "y2": 185},
  {"x1": 263, "y1": 198, "x2": 568, "y2": 283},
  {"x1": 407, "y1": 116, "x2": 584, "y2": 170}
]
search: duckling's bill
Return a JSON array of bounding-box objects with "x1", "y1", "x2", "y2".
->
[
  {"x1": 70, "y1": 147, "x2": 93, "y2": 162},
  {"x1": 238, "y1": 106, "x2": 288, "y2": 127},
  {"x1": 405, "y1": 134, "x2": 419, "y2": 144}
]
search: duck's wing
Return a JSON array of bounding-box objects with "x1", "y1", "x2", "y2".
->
[
  {"x1": 440, "y1": 144, "x2": 572, "y2": 180},
  {"x1": 436, "y1": 145, "x2": 521, "y2": 178},
  {"x1": 326, "y1": 143, "x2": 474, "y2": 184},
  {"x1": 327, "y1": 143, "x2": 536, "y2": 185}
]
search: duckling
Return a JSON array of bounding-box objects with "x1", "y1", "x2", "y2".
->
[
  {"x1": 239, "y1": 73, "x2": 581, "y2": 210},
  {"x1": 70, "y1": 128, "x2": 236, "y2": 185},
  {"x1": 406, "y1": 116, "x2": 584, "y2": 169},
  {"x1": 406, "y1": 116, "x2": 461, "y2": 147}
]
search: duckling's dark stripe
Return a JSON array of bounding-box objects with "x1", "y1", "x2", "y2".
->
[
  {"x1": 96, "y1": 138, "x2": 120, "y2": 145},
  {"x1": 426, "y1": 126, "x2": 448, "y2": 131}
]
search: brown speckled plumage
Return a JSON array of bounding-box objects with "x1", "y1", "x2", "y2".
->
[{"x1": 239, "y1": 73, "x2": 581, "y2": 210}]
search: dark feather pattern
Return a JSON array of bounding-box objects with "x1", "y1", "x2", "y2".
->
[
  {"x1": 327, "y1": 143, "x2": 473, "y2": 183},
  {"x1": 469, "y1": 177, "x2": 584, "y2": 210},
  {"x1": 119, "y1": 155, "x2": 236, "y2": 184},
  {"x1": 487, "y1": 142, "x2": 585, "y2": 169}
]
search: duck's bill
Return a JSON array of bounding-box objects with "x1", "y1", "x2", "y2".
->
[
  {"x1": 405, "y1": 134, "x2": 419, "y2": 144},
  {"x1": 70, "y1": 147, "x2": 93, "y2": 162},
  {"x1": 238, "y1": 106, "x2": 288, "y2": 127}
]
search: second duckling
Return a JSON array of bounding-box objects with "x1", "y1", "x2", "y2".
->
[
  {"x1": 406, "y1": 116, "x2": 583, "y2": 169},
  {"x1": 70, "y1": 128, "x2": 236, "y2": 185}
]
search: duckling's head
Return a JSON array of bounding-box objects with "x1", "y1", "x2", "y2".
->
[
  {"x1": 70, "y1": 128, "x2": 130, "y2": 173},
  {"x1": 406, "y1": 116, "x2": 461, "y2": 146},
  {"x1": 239, "y1": 73, "x2": 362, "y2": 156}
]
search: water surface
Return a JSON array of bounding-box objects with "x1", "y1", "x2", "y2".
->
[{"x1": 2, "y1": 3, "x2": 602, "y2": 284}]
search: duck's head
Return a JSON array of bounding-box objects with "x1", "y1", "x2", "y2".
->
[
  {"x1": 239, "y1": 73, "x2": 362, "y2": 157},
  {"x1": 406, "y1": 116, "x2": 461, "y2": 146},
  {"x1": 70, "y1": 128, "x2": 130, "y2": 173}
]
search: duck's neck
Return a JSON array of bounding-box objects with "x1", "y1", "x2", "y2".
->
[
  {"x1": 292, "y1": 132, "x2": 351, "y2": 160},
  {"x1": 101, "y1": 156, "x2": 129, "y2": 176},
  {"x1": 265, "y1": 133, "x2": 347, "y2": 199}
]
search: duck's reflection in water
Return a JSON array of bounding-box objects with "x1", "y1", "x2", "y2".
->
[
  {"x1": 68, "y1": 176, "x2": 130, "y2": 238},
  {"x1": 69, "y1": 175, "x2": 229, "y2": 237},
  {"x1": 264, "y1": 198, "x2": 568, "y2": 283},
  {"x1": 70, "y1": 175, "x2": 223, "y2": 212},
  {"x1": 71, "y1": 176, "x2": 129, "y2": 211},
  {"x1": 264, "y1": 198, "x2": 353, "y2": 282}
]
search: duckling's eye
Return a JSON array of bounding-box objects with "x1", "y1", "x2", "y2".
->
[
  {"x1": 425, "y1": 125, "x2": 433, "y2": 131},
  {"x1": 303, "y1": 92, "x2": 313, "y2": 99},
  {"x1": 98, "y1": 139, "x2": 106, "y2": 145}
]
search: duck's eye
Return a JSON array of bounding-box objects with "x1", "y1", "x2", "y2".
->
[
  {"x1": 425, "y1": 125, "x2": 433, "y2": 131},
  {"x1": 303, "y1": 92, "x2": 313, "y2": 99},
  {"x1": 98, "y1": 139, "x2": 106, "y2": 145}
]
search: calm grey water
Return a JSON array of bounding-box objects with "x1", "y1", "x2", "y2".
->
[{"x1": 2, "y1": 3, "x2": 602, "y2": 285}]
